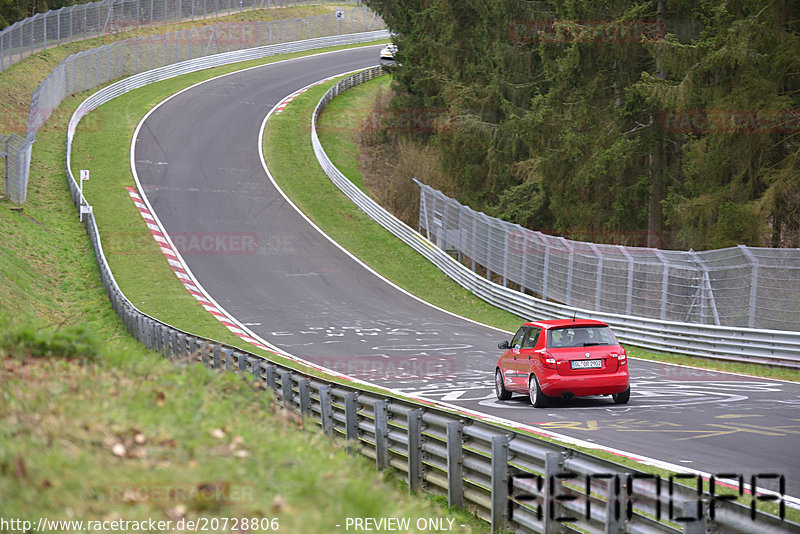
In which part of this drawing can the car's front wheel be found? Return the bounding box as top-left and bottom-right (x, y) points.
(529, 375), (549, 408)
(612, 388), (631, 404)
(495, 369), (512, 400)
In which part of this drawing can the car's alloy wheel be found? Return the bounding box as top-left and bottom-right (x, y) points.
(529, 375), (548, 408)
(495, 369), (511, 400)
(613, 388), (631, 404)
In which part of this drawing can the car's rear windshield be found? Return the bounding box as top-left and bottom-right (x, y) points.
(547, 326), (618, 348)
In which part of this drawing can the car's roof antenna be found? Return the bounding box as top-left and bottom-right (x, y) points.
(572, 310), (577, 322)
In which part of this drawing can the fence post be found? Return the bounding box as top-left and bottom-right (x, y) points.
(407, 409), (422, 494)
(446, 421), (464, 508)
(620, 246), (634, 316)
(491, 435), (509, 533)
(374, 400), (388, 470)
(656, 250), (669, 321)
(739, 245), (759, 328)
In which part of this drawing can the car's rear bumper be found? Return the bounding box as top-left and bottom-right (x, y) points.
(540, 370), (629, 397)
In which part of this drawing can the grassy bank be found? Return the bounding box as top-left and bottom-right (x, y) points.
(0, 320), (484, 532)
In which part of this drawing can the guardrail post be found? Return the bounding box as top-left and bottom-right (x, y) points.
(491, 435), (510, 533)
(197, 341), (209, 366)
(604, 476), (623, 534)
(170, 330), (178, 359)
(374, 400), (388, 470)
(149, 320), (157, 351)
(160, 325), (168, 356)
(187, 336), (197, 358)
(249, 358), (262, 380)
(345, 392), (359, 454)
(222, 348), (233, 370)
(298, 378), (311, 420)
(446, 421), (464, 508)
(265, 364), (277, 392)
(679, 499), (706, 534)
(135, 315), (143, 345)
(212, 346), (222, 369)
(175, 333), (186, 357)
(153, 324), (162, 354)
(279, 370), (293, 409)
(319, 385), (333, 436)
(407, 409), (422, 494)
(237, 352), (247, 373)
(544, 452), (570, 534)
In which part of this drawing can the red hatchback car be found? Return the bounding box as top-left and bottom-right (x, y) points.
(495, 319), (630, 407)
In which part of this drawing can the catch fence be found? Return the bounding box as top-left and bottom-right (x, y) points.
(0, 5), (384, 203)
(0, 0), (363, 72)
(417, 184), (800, 332)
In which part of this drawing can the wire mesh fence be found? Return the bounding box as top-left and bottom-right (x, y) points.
(0, 6), (384, 203)
(417, 182), (800, 332)
(0, 0), (363, 72)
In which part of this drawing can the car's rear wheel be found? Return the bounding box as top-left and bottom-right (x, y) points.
(613, 388), (630, 404)
(495, 369), (512, 400)
(529, 375), (549, 408)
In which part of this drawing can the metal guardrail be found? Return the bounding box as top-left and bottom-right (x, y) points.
(311, 68), (800, 369)
(59, 41), (798, 534)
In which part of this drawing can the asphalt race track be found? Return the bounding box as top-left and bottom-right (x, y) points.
(132, 45), (800, 496)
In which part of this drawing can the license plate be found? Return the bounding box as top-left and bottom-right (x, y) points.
(571, 359), (602, 370)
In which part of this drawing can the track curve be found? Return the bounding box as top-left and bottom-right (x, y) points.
(131, 45), (800, 496)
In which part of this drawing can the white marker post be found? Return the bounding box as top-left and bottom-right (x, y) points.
(335, 7), (344, 33)
(79, 169), (89, 222)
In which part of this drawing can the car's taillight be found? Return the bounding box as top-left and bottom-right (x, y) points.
(539, 351), (556, 369)
(618, 348), (627, 365)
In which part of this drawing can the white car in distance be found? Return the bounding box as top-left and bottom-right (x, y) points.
(380, 43), (398, 60)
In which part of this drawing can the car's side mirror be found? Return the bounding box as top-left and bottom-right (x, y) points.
(498, 340), (510, 350)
